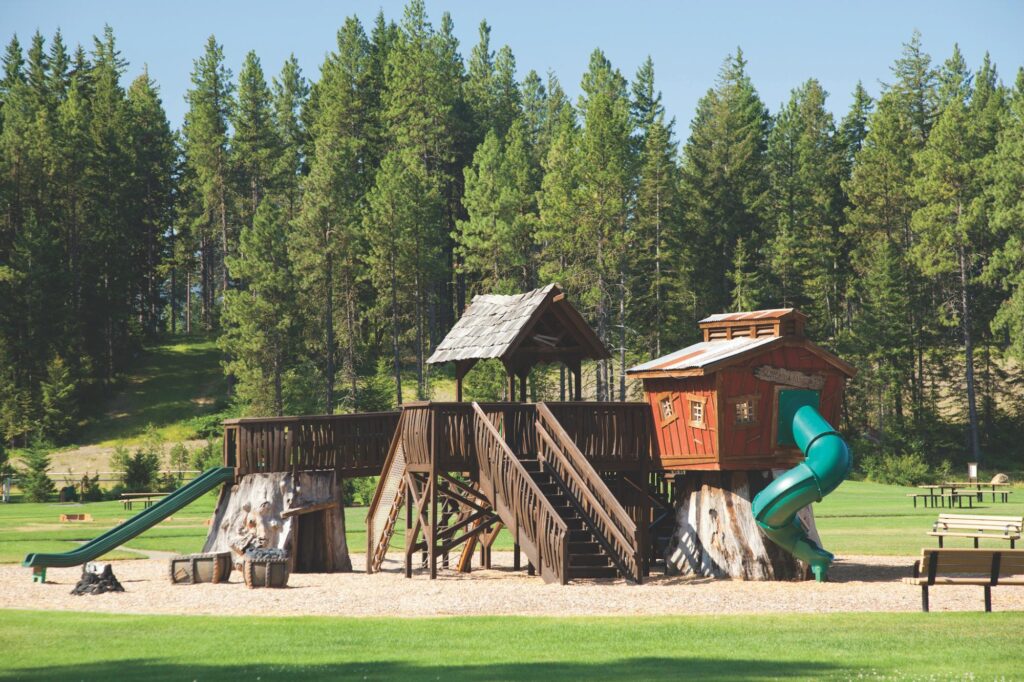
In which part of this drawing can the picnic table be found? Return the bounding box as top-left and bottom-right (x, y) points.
(943, 482), (1013, 504)
(909, 484), (972, 508)
(120, 492), (170, 510)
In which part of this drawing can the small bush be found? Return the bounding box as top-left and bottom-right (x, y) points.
(860, 452), (933, 487)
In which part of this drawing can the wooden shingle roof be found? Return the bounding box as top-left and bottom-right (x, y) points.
(427, 284), (609, 365)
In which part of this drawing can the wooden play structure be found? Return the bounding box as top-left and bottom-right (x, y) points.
(205, 288), (856, 584)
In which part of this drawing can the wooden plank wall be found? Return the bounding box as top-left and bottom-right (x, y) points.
(645, 376), (718, 468)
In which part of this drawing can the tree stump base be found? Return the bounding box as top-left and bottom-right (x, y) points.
(664, 470), (821, 581)
(203, 471), (351, 573)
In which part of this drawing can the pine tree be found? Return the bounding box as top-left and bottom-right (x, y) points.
(365, 150), (441, 403)
(221, 198), (296, 415)
(457, 119), (537, 294)
(293, 16), (375, 412)
(990, 70), (1024, 361)
(844, 33), (938, 428)
(271, 55), (308, 220)
(576, 49), (635, 400)
(20, 444), (55, 502)
(39, 354), (76, 442)
(182, 36), (233, 327)
(379, 0), (462, 396)
(125, 70), (177, 336)
(911, 47), (1001, 461)
(630, 58), (684, 355)
(231, 51), (280, 236)
(764, 79), (845, 335)
(679, 48), (769, 316)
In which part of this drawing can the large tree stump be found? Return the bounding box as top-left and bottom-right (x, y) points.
(664, 470), (821, 581)
(203, 471), (351, 573)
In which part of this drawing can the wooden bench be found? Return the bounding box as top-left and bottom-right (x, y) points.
(903, 548), (1024, 611)
(928, 514), (1022, 549)
(906, 492), (974, 509)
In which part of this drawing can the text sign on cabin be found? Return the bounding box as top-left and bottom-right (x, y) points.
(753, 365), (826, 391)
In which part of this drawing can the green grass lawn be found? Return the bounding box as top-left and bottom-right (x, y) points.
(2, 479), (1020, 564)
(2, 610), (1020, 680)
(0, 494), (518, 564)
(815, 479), (1024, 555)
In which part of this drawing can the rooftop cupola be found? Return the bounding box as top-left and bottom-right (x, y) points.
(698, 308), (806, 342)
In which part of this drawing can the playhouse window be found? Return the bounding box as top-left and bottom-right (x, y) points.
(688, 398), (706, 429)
(657, 394), (677, 425)
(734, 399), (756, 425)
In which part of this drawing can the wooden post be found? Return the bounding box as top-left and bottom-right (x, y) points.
(519, 372), (527, 403)
(572, 360), (583, 401)
(429, 410), (439, 580)
(404, 481), (413, 578)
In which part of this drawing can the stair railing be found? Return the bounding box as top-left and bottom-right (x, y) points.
(536, 403), (641, 583)
(472, 402), (569, 584)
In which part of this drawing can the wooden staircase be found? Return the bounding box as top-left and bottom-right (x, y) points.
(517, 458), (618, 579)
(368, 402), (645, 584)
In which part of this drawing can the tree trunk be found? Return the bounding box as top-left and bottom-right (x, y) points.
(960, 245), (981, 462)
(390, 254), (403, 406)
(325, 248), (335, 413)
(664, 470), (817, 581)
(204, 471), (351, 573)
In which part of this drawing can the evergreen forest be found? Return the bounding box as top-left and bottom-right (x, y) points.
(3, 2), (1024, 475)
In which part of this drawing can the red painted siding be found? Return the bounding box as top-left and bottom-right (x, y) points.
(641, 341), (849, 471)
(644, 376), (717, 469)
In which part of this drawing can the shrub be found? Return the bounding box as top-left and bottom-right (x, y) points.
(79, 472), (104, 502)
(20, 445), (56, 502)
(111, 443), (161, 492)
(168, 442), (190, 473)
(860, 451), (933, 487)
(190, 439), (221, 471)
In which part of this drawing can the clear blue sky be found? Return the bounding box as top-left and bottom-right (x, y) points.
(3, 0), (1023, 133)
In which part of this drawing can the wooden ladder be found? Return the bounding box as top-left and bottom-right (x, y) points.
(366, 414), (407, 573)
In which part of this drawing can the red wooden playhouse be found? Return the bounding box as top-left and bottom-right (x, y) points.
(628, 309), (855, 472)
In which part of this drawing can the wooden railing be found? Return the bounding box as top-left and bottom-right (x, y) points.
(225, 412), (401, 478)
(536, 403), (642, 583)
(543, 402), (653, 468)
(472, 402), (568, 584)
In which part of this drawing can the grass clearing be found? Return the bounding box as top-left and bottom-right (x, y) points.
(77, 336), (227, 447)
(1, 610), (1020, 680)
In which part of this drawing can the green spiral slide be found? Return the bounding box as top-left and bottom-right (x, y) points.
(751, 390), (851, 582)
(22, 466), (234, 582)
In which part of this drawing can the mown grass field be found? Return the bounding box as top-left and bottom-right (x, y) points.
(0, 492), (518, 564)
(2, 610), (1021, 680)
(3, 478), (1020, 565)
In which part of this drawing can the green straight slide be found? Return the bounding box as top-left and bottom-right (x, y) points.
(22, 466), (234, 582)
(751, 391), (851, 582)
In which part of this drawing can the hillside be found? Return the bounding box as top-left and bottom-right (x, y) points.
(47, 337), (227, 474)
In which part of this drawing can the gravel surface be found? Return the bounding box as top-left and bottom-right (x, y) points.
(5, 552), (1022, 617)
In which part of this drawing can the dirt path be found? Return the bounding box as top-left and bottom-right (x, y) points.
(5, 552), (1020, 617)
